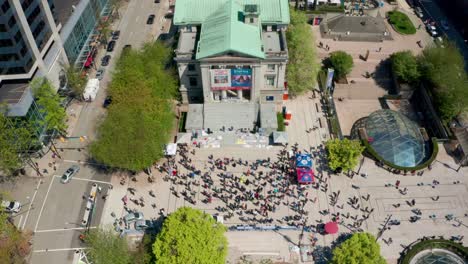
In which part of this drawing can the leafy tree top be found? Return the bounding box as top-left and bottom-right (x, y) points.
(328, 51), (354, 79)
(84, 228), (132, 264)
(153, 207), (228, 264)
(30, 77), (67, 134)
(331, 232), (386, 264)
(325, 138), (364, 172)
(390, 51), (420, 83)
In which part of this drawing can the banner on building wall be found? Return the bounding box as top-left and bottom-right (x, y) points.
(210, 69), (231, 90)
(231, 68), (252, 88)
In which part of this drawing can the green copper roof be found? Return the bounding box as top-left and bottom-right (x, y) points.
(174, 0), (290, 25)
(196, 0), (265, 59)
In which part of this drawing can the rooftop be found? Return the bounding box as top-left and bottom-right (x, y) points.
(174, 0), (290, 26)
(196, 0), (265, 59)
(262, 31), (281, 53)
(51, 0), (81, 27)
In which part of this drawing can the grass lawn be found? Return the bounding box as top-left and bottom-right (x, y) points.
(387, 11), (416, 35)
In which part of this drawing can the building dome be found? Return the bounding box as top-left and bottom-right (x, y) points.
(365, 110), (427, 167)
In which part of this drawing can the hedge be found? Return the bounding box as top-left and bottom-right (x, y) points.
(387, 11), (416, 35)
(178, 112), (187, 133)
(361, 137), (439, 171)
(277, 113), (285, 131)
(399, 239), (468, 264)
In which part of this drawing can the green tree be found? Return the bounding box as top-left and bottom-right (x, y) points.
(418, 43), (468, 121)
(0, 109), (37, 176)
(325, 138), (364, 172)
(328, 51), (354, 80)
(331, 232), (386, 264)
(84, 228), (132, 264)
(0, 209), (32, 263)
(390, 51), (420, 83)
(90, 42), (177, 171)
(286, 9), (319, 96)
(65, 65), (87, 98)
(153, 207), (228, 264)
(30, 78), (67, 134)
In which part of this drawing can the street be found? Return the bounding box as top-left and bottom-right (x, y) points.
(0, 0), (171, 263)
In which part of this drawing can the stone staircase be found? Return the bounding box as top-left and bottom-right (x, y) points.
(203, 102), (257, 131)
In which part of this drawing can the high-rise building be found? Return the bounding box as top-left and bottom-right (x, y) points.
(0, 0), (68, 143)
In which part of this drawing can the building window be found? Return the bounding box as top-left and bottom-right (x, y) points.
(20, 44), (27, 56)
(188, 64), (195, 71)
(266, 96), (274, 101)
(267, 64), (275, 71)
(0, 24), (6, 32)
(8, 16), (16, 27)
(0, 39), (13, 47)
(14, 31), (22, 42)
(189, 77), (197, 87)
(250, 18), (254, 23)
(266, 76), (275, 86)
(1, 1), (10, 13)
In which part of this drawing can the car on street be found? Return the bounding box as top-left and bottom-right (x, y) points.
(415, 7), (423, 18)
(147, 14), (155, 24)
(426, 24), (438, 37)
(60, 165), (80, 183)
(124, 212), (144, 224)
(154, 0), (160, 3)
(101, 55), (111, 66)
(107, 40), (116, 52)
(103, 96), (112, 108)
(135, 219), (159, 231)
(440, 20), (449, 31)
(112, 30), (120, 40)
(96, 68), (105, 80)
(1, 200), (22, 214)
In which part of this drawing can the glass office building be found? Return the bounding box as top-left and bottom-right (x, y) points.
(61, 0), (110, 66)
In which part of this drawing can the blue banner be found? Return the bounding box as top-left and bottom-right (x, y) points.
(231, 69), (252, 87)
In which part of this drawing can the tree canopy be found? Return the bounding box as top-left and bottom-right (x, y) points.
(286, 9), (319, 96)
(418, 43), (468, 121)
(90, 42), (177, 171)
(65, 64), (87, 98)
(153, 207), (228, 264)
(325, 138), (364, 172)
(84, 228), (132, 264)
(331, 232), (386, 264)
(0, 210), (31, 263)
(328, 51), (354, 80)
(0, 109), (36, 176)
(390, 51), (420, 83)
(30, 78), (67, 134)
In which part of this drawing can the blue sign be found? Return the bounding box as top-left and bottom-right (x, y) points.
(231, 69), (252, 87)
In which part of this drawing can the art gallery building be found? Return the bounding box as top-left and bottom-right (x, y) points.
(173, 0), (290, 132)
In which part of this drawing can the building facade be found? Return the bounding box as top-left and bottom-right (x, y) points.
(0, 0), (68, 121)
(174, 0), (290, 132)
(60, 0), (110, 67)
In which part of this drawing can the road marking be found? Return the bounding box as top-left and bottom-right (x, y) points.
(33, 247), (86, 253)
(35, 226), (96, 233)
(53, 175), (111, 185)
(22, 179), (42, 230)
(63, 159), (103, 166)
(135, 16), (140, 22)
(34, 177), (54, 232)
(18, 215), (23, 229)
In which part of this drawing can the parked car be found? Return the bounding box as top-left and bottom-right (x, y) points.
(96, 68), (105, 80)
(112, 30), (120, 40)
(440, 20), (449, 30)
(107, 40), (116, 52)
(147, 14), (155, 24)
(426, 24), (438, 37)
(415, 7), (423, 18)
(124, 212), (144, 224)
(154, 0), (160, 3)
(60, 165), (80, 183)
(103, 96), (112, 108)
(101, 55), (111, 66)
(134, 219), (158, 231)
(1, 200), (22, 213)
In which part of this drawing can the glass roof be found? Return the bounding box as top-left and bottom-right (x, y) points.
(365, 110), (427, 167)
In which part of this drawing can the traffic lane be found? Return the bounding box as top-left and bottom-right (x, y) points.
(30, 250), (75, 264)
(124, 0), (159, 48)
(0, 176), (41, 229)
(58, 159), (113, 184)
(35, 177), (96, 231)
(32, 229), (84, 251)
